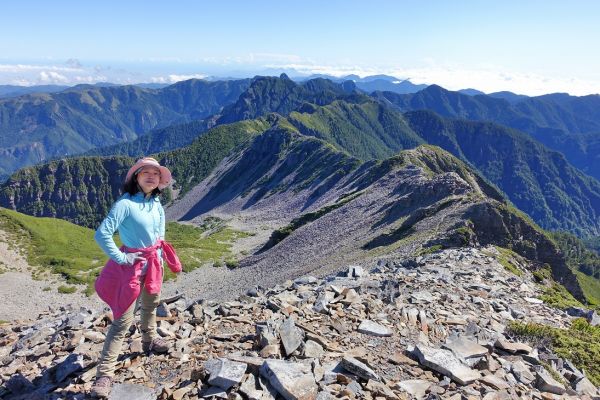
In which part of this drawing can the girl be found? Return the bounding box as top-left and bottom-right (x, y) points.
(91, 157), (181, 398)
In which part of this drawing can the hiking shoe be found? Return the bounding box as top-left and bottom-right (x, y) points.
(91, 376), (112, 398)
(142, 337), (169, 353)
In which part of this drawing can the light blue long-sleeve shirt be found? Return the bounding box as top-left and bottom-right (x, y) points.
(95, 192), (165, 264)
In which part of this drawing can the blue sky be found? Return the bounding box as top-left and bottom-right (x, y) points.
(1, 0), (599, 95)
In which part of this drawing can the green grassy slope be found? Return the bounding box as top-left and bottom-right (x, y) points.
(0, 208), (248, 294)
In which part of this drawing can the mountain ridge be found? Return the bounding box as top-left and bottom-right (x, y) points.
(376, 85), (600, 181)
(0, 78), (252, 178)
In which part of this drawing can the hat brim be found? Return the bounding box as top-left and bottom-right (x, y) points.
(125, 160), (172, 189)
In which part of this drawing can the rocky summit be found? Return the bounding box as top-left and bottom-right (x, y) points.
(1, 247), (599, 399)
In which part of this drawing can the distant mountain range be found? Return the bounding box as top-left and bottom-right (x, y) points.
(0, 82), (170, 99)
(3, 75), (600, 240)
(0, 79), (252, 179)
(375, 85), (600, 181)
(2, 74), (599, 305)
(0, 84), (70, 98)
(298, 73), (429, 94)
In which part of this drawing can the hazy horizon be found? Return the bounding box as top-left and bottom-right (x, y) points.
(2, 0), (600, 96)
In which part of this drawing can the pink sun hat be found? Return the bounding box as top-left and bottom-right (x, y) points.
(125, 157), (172, 189)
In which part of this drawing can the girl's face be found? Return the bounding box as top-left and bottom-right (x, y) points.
(137, 166), (161, 194)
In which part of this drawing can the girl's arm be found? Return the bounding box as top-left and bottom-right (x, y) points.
(95, 199), (129, 264)
(159, 203), (165, 240)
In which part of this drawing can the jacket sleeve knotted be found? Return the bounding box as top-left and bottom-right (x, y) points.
(161, 240), (182, 273)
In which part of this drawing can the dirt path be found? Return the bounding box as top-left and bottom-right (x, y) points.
(0, 229), (100, 321)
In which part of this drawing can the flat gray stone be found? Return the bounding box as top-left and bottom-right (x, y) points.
(443, 336), (488, 362)
(535, 369), (566, 395)
(494, 338), (531, 354)
(205, 358), (247, 390)
(54, 353), (85, 383)
(410, 291), (434, 304)
(588, 310), (600, 326)
(260, 360), (318, 400)
(156, 302), (170, 318)
(357, 320), (393, 337)
(14, 327), (56, 351)
(279, 317), (304, 356)
(65, 311), (94, 329)
(412, 344), (481, 385)
(340, 356), (380, 381)
(575, 376), (598, 396)
(481, 374), (510, 390)
(524, 297), (543, 304)
(199, 386), (228, 399)
(239, 374), (264, 400)
(395, 379), (432, 399)
(511, 360), (535, 384)
(303, 340), (324, 358)
(347, 265), (364, 278)
(275, 292), (302, 306)
(109, 383), (156, 400)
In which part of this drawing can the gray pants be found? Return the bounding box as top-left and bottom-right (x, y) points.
(96, 286), (160, 378)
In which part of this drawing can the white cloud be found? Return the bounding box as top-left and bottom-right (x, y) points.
(0, 63), (82, 73)
(74, 75), (108, 83)
(263, 62), (389, 79)
(263, 62), (600, 96)
(150, 74), (207, 84)
(386, 66), (600, 96)
(39, 71), (69, 84)
(1, 60), (599, 96)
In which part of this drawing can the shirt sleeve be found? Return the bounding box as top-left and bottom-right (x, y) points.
(95, 199), (129, 264)
(159, 202), (165, 240)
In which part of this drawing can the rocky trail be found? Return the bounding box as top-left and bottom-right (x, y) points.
(1, 247), (599, 399)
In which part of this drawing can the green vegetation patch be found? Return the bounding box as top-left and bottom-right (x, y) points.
(574, 270), (600, 308)
(508, 319), (600, 386)
(57, 285), (77, 294)
(164, 221), (251, 278)
(416, 245), (444, 257)
(532, 264), (553, 283)
(550, 231), (600, 307)
(0, 207), (107, 290)
(494, 246), (523, 276)
(540, 283), (585, 310)
(0, 208), (250, 294)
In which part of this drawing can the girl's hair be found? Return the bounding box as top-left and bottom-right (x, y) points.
(121, 173), (162, 197)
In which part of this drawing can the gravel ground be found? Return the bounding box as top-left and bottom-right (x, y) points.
(0, 231), (101, 321)
(0, 222), (303, 322)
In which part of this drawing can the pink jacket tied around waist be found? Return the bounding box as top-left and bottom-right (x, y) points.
(95, 240), (182, 319)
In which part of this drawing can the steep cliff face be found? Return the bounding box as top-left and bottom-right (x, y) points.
(464, 203), (585, 300)
(0, 156), (132, 228)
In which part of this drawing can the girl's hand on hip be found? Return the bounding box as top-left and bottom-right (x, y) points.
(124, 252), (146, 265)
